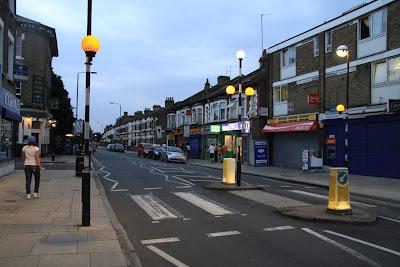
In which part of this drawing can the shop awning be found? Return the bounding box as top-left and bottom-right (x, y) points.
(261, 121), (317, 133)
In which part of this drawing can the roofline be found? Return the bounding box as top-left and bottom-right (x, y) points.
(268, 0), (393, 53)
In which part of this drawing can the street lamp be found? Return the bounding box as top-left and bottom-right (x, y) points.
(49, 119), (57, 161)
(80, 0), (100, 227)
(336, 44), (350, 169)
(225, 50), (255, 186)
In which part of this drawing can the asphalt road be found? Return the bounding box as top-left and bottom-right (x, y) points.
(94, 148), (400, 267)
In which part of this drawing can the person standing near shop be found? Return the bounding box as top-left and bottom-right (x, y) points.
(21, 136), (42, 199)
(208, 143), (216, 163)
(185, 143), (191, 162)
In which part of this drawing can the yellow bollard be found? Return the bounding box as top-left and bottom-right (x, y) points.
(327, 167), (352, 215)
(222, 158), (236, 184)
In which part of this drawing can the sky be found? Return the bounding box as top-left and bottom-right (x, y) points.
(17, 0), (368, 132)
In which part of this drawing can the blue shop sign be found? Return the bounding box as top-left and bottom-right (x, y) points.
(14, 64), (28, 82)
(254, 140), (268, 166)
(0, 86), (22, 122)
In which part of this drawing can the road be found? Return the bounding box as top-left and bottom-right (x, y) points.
(94, 148), (400, 267)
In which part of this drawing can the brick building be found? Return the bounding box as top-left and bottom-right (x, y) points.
(262, 0), (400, 178)
(14, 15), (58, 155)
(0, 0), (19, 176)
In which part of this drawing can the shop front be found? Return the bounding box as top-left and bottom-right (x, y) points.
(202, 124), (222, 161)
(172, 127), (184, 147)
(221, 121), (250, 162)
(262, 113), (322, 169)
(0, 86), (21, 176)
(188, 127), (202, 159)
(321, 105), (400, 179)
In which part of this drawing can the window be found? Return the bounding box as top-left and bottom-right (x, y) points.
(197, 108), (203, 124)
(325, 31), (332, 53)
(273, 86), (289, 102)
(204, 106), (209, 123)
(281, 46), (295, 67)
(15, 81), (21, 95)
(212, 102), (219, 121)
(359, 9), (387, 40)
(388, 57), (400, 82)
(227, 99), (238, 119)
(220, 102), (226, 121)
(191, 109), (196, 124)
(7, 32), (14, 80)
(16, 33), (23, 58)
(0, 21), (3, 75)
(373, 62), (386, 84)
(314, 36), (319, 57)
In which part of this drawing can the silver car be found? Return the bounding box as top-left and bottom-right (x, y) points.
(160, 146), (186, 163)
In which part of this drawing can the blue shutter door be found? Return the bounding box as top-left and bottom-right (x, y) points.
(348, 122), (368, 175)
(189, 136), (201, 159)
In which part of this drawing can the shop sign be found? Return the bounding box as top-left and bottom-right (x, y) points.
(0, 86), (21, 114)
(254, 140), (268, 166)
(172, 128), (183, 135)
(190, 127), (202, 135)
(307, 93), (320, 105)
(259, 107), (268, 117)
(210, 125), (221, 133)
(326, 138), (336, 145)
(32, 75), (45, 104)
(267, 113), (317, 125)
(14, 64), (28, 82)
(222, 121), (250, 133)
(388, 99), (400, 113)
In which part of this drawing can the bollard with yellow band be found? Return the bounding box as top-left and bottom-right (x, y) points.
(327, 167), (352, 215)
(222, 158), (236, 184)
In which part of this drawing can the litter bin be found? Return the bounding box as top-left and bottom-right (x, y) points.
(75, 153), (84, 177)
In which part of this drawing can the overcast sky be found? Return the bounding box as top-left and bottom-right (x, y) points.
(18, 0), (367, 132)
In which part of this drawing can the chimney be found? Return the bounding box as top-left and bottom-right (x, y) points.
(259, 49), (268, 68)
(204, 79), (210, 91)
(134, 111), (143, 117)
(123, 112), (128, 117)
(144, 108), (152, 116)
(153, 105), (161, 111)
(165, 97), (174, 109)
(217, 76), (230, 85)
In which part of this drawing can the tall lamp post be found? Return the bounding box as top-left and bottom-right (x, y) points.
(81, 0), (100, 227)
(226, 50), (255, 186)
(335, 44), (349, 168)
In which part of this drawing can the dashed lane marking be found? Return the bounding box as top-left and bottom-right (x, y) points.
(324, 230), (400, 257)
(302, 228), (380, 267)
(206, 231), (241, 238)
(174, 192), (236, 216)
(378, 216), (400, 223)
(146, 245), (189, 267)
(145, 187), (162, 190)
(263, 226), (295, 231)
(141, 237), (180, 245)
(176, 185), (192, 189)
(288, 190), (377, 208)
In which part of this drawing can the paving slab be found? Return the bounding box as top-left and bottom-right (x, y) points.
(0, 239), (34, 257)
(87, 230), (117, 241)
(78, 240), (122, 253)
(89, 252), (128, 267)
(30, 241), (78, 255)
(47, 232), (88, 243)
(0, 255), (40, 267)
(38, 253), (89, 267)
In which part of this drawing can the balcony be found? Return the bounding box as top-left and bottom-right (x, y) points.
(273, 101), (288, 116)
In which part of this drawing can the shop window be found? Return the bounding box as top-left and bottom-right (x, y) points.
(0, 118), (12, 159)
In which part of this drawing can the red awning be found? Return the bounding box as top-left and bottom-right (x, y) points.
(261, 121), (317, 133)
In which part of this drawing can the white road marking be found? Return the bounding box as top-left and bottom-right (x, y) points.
(146, 245), (189, 267)
(378, 216), (400, 223)
(302, 228), (380, 267)
(280, 185), (292, 188)
(190, 179), (221, 182)
(305, 186), (317, 189)
(325, 230), (400, 257)
(176, 185), (192, 189)
(206, 231), (241, 238)
(288, 190), (377, 208)
(170, 175), (195, 186)
(98, 168), (129, 192)
(174, 192), (235, 216)
(129, 194), (181, 220)
(263, 226), (295, 231)
(145, 187), (162, 190)
(257, 184), (271, 187)
(141, 237), (180, 245)
(241, 214), (248, 216)
(182, 218), (191, 221)
(230, 190), (308, 208)
(214, 216), (221, 218)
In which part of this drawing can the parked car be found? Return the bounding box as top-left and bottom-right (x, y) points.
(160, 146), (186, 163)
(138, 143), (154, 157)
(106, 144), (114, 151)
(113, 144), (124, 152)
(148, 146), (164, 160)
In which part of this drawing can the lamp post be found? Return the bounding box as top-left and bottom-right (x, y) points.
(336, 45), (349, 169)
(49, 119), (57, 161)
(226, 50), (255, 186)
(81, 0), (100, 227)
(110, 102), (122, 144)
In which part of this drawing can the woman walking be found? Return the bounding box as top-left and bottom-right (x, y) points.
(21, 136), (42, 199)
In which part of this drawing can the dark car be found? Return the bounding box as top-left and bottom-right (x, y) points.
(106, 144), (114, 151)
(148, 146), (164, 160)
(113, 144), (124, 152)
(138, 143), (154, 158)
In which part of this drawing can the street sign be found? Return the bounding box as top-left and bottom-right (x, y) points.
(14, 64), (28, 82)
(307, 92), (320, 105)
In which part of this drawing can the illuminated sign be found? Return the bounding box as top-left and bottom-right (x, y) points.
(221, 121), (250, 133)
(210, 125), (221, 133)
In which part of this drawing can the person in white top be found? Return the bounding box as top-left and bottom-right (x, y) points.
(208, 143), (216, 163)
(21, 136), (42, 199)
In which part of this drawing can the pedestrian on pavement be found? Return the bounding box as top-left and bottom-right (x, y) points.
(208, 143), (216, 163)
(91, 141), (97, 158)
(185, 143), (191, 161)
(21, 136), (42, 199)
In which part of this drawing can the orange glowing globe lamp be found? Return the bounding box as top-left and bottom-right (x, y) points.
(336, 104), (346, 114)
(245, 87), (255, 96)
(226, 85), (235, 95)
(81, 35), (100, 57)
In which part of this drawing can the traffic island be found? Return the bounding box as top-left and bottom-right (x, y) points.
(204, 182), (262, 191)
(278, 204), (377, 224)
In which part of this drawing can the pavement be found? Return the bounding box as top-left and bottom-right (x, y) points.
(0, 157), (135, 267)
(188, 159), (400, 202)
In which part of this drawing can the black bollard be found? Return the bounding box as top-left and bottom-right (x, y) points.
(81, 170), (91, 226)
